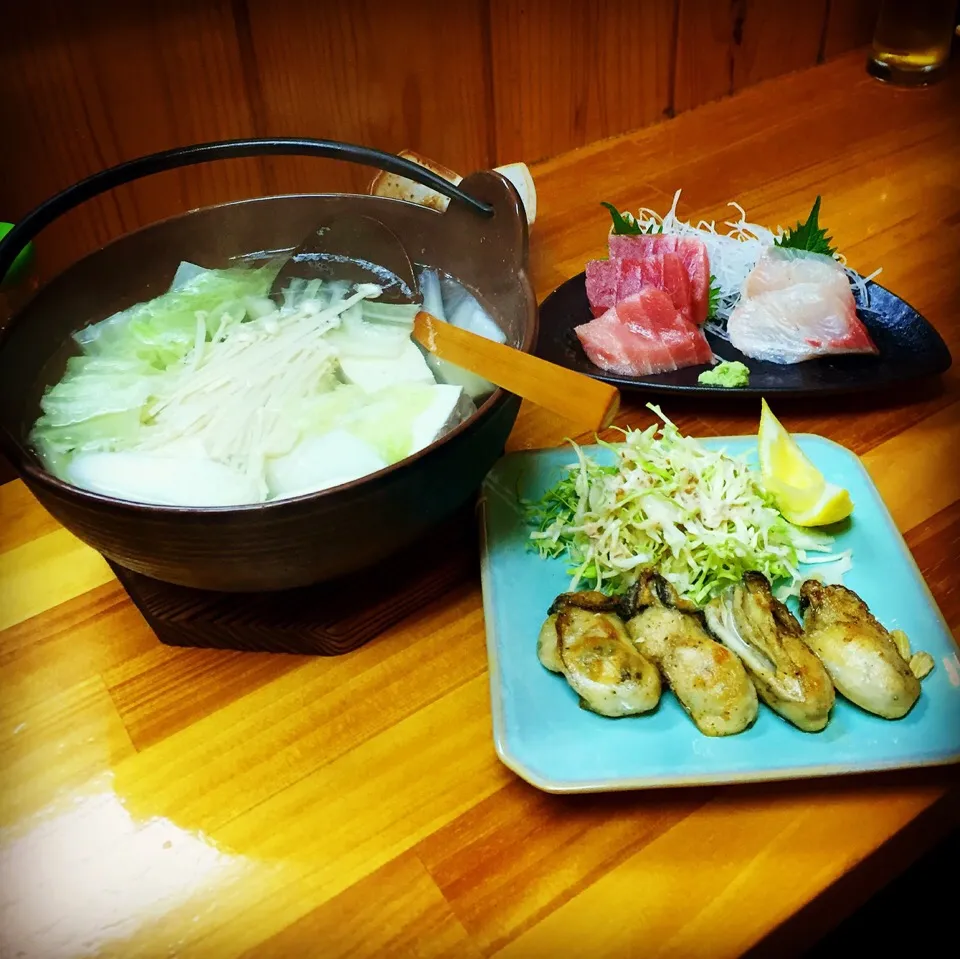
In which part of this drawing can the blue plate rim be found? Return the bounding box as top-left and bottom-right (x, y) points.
(478, 433), (960, 793)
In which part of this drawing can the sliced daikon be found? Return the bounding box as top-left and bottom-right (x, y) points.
(418, 268), (495, 400)
(440, 276), (506, 344)
(361, 300), (419, 327)
(66, 451), (260, 507)
(324, 304), (410, 359)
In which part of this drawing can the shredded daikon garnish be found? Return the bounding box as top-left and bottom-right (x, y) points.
(628, 190), (775, 322)
(845, 266), (883, 309)
(618, 190), (880, 321)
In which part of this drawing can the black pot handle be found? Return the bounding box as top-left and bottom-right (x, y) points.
(0, 137), (495, 283)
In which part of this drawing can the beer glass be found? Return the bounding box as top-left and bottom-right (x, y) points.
(867, 0), (958, 85)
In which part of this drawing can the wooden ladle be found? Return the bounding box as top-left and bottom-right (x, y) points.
(272, 215), (620, 432)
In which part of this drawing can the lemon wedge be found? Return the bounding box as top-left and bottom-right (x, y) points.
(758, 399), (853, 526)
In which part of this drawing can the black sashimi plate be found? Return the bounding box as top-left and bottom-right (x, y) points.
(537, 273), (952, 397)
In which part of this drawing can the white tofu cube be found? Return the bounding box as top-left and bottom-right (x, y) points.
(266, 430), (387, 499)
(338, 341), (436, 393)
(409, 385), (477, 453)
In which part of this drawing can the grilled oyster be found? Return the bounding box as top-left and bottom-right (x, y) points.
(551, 594), (661, 717)
(537, 590), (621, 673)
(705, 572), (834, 732)
(537, 615), (563, 673)
(799, 580), (925, 719)
(624, 571), (758, 736)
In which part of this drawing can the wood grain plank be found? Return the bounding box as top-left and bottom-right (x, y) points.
(107, 674), (512, 957)
(0, 582), (153, 714)
(732, 0), (829, 90)
(492, 777), (946, 959)
(674, 0), (739, 112)
(0, 481), (59, 553)
(0, 528), (113, 631)
(243, 0), (493, 198)
(823, 0), (882, 59)
(0, 0), (868, 289)
(416, 780), (706, 954)
(0, 7), (128, 280)
(602, 64), (958, 250)
(489, 0), (675, 163)
(675, 0), (829, 113)
(861, 403), (960, 534)
(107, 586), (489, 833)
(904, 500), (960, 635)
(244, 852), (481, 959)
(103, 644), (305, 751)
(0, 773), (254, 959)
(0, 676), (135, 827)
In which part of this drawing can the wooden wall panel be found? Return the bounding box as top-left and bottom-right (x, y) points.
(675, 0), (829, 114)
(489, 0), (676, 164)
(673, 0), (734, 114)
(0, 1), (265, 282)
(242, 0), (493, 196)
(61, 2), (264, 224)
(733, 0), (829, 89)
(0, 0), (882, 288)
(823, 0), (882, 59)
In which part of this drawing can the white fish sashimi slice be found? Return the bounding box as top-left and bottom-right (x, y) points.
(727, 283), (878, 365)
(743, 247), (849, 300)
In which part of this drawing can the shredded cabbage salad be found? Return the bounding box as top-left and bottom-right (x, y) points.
(526, 406), (851, 605)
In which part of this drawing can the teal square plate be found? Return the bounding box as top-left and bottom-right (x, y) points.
(479, 435), (960, 792)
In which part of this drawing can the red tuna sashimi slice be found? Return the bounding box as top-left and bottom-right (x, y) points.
(575, 312), (675, 376)
(637, 253), (693, 325)
(616, 289), (713, 368)
(608, 234), (678, 261)
(586, 259), (648, 316)
(574, 290), (713, 376)
(586, 254), (693, 322)
(673, 238), (710, 325)
(585, 259), (620, 317)
(616, 259), (646, 301)
(608, 234), (710, 324)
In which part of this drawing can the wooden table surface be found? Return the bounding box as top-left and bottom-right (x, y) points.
(1, 50), (958, 959)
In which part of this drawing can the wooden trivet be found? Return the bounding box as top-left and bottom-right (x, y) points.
(109, 505), (479, 656)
